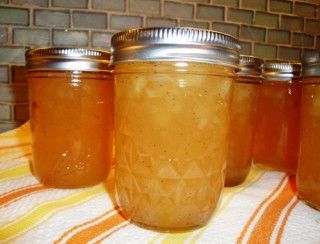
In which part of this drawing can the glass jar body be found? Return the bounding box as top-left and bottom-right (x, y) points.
(297, 77), (320, 210)
(225, 77), (260, 186)
(28, 71), (114, 188)
(253, 80), (302, 174)
(114, 61), (234, 230)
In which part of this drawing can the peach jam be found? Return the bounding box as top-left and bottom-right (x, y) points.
(111, 27), (240, 230)
(253, 61), (302, 175)
(297, 52), (320, 210)
(26, 48), (114, 188)
(225, 56), (263, 187)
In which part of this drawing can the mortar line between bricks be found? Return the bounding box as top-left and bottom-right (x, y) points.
(142, 15), (146, 28)
(160, 0), (164, 17)
(9, 104), (14, 121)
(125, 0), (129, 13)
(192, 2), (196, 20)
(0, 120), (22, 124)
(29, 7), (33, 28)
(107, 13), (111, 30)
(276, 44), (280, 59)
(69, 9), (72, 29)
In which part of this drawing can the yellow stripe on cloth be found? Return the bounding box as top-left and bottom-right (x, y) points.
(0, 164), (30, 182)
(0, 146), (32, 162)
(0, 122), (31, 148)
(0, 185), (105, 243)
(149, 167), (264, 244)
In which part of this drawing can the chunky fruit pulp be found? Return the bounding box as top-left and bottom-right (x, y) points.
(297, 77), (320, 210)
(225, 79), (260, 186)
(28, 71), (114, 188)
(114, 62), (234, 230)
(253, 81), (301, 174)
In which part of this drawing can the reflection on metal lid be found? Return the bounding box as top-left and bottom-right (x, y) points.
(26, 47), (111, 72)
(302, 52), (320, 77)
(111, 27), (240, 68)
(262, 60), (302, 81)
(238, 55), (263, 78)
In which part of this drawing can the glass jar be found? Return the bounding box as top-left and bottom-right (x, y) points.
(297, 52), (320, 210)
(26, 48), (114, 188)
(225, 56), (263, 187)
(253, 61), (302, 175)
(111, 28), (240, 230)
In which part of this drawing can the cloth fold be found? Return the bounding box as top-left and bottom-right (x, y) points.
(0, 123), (319, 243)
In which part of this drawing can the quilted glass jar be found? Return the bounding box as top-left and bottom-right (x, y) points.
(225, 56), (263, 186)
(26, 48), (114, 188)
(253, 61), (302, 175)
(297, 52), (320, 210)
(111, 27), (240, 230)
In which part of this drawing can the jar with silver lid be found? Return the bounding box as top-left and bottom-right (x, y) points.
(111, 27), (240, 230)
(225, 55), (263, 187)
(253, 60), (302, 175)
(297, 52), (320, 210)
(26, 48), (114, 188)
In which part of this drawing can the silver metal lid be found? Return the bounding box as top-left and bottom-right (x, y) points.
(111, 27), (240, 67)
(26, 47), (111, 71)
(262, 60), (302, 81)
(238, 55), (263, 78)
(302, 52), (320, 77)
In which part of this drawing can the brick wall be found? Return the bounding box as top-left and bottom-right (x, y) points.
(0, 0), (319, 131)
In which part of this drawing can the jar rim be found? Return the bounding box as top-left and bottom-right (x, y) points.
(262, 60), (301, 82)
(302, 52), (320, 77)
(111, 27), (240, 68)
(237, 55), (263, 78)
(26, 47), (111, 72)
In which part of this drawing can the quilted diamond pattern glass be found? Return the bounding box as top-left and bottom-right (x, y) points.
(114, 62), (235, 230)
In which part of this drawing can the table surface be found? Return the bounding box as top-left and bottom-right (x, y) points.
(0, 123), (319, 244)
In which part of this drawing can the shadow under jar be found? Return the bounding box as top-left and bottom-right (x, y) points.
(253, 61), (302, 175)
(225, 56), (263, 187)
(297, 52), (320, 210)
(111, 27), (240, 231)
(26, 48), (114, 188)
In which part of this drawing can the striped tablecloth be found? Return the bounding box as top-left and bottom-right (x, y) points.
(0, 123), (320, 244)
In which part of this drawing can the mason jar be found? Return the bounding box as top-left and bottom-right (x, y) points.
(26, 48), (114, 188)
(297, 52), (320, 210)
(225, 55), (263, 187)
(111, 27), (240, 230)
(253, 61), (302, 175)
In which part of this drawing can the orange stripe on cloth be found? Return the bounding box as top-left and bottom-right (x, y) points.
(246, 176), (296, 243)
(0, 184), (47, 207)
(237, 175), (288, 244)
(55, 207), (119, 243)
(63, 210), (128, 244)
(0, 145), (32, 162)
(275, 198), (299, 244)
(0, 143), (31, 150)
(92, 222), (130, 243)
(1, 152), (32, 163)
